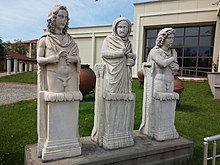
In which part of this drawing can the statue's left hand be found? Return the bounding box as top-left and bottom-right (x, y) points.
(66, 56), (79, 64)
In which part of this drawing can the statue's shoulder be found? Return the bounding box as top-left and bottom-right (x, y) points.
(149, 47), (160, 55)
(37, 36), (46, 47)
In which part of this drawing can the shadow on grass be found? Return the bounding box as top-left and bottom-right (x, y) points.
(0, 151), (23, 165)
(82, 92), (95, 102)
(176, 103), (201, 113)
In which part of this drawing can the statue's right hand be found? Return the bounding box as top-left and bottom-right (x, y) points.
(47, 55), (59, 64)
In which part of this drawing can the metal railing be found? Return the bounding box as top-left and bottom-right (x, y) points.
(203, 134), (220, 165)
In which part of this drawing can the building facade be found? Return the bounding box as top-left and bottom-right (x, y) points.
(68, 0), (220, 78)
(133, 0), (220, 78)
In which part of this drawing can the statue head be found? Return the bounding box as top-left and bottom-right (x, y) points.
(47, 5), (69, 34)
(112, 17), (132, 39)
(156, 28), (176, 47)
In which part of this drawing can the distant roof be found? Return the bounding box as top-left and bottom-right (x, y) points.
(5, 51), (36, 62)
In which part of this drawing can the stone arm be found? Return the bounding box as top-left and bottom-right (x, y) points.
(102, 49), (124, 59)
(37, 37), (60, 65)
(151, 52), (175, 68)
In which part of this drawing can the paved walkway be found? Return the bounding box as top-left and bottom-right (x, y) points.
(0, 72), (37, 105)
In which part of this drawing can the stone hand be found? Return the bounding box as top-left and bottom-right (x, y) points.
(58, 50), (68, 57)
(127, 53), (136, 60)
(66, 56), (78, 64)
(47, 54), (59, 64)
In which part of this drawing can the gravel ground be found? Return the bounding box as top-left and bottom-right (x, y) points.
(0, 83), (37, 105)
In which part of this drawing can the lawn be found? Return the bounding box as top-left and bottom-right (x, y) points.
(0, 72), (220, 165)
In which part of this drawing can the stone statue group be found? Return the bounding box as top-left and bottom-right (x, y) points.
(37, 5), (179, 162)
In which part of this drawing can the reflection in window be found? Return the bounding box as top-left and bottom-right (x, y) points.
(145, 25), (215, 77)
(174, 38), (184, 46)
(175, 48), (183, 57)
(175, 28), (184, 36)
(184, 48), (197, 57)
(183, 58), (197, 67)
(198, 58), (212, 67)
(177, 58), (182, 67)
(146, 38), (156, 48)
(147, 29), (157, 38)
(186, 27), (199, 36)
(185, 37), (198, 46)
(200, 26), (213, 36)
(199, 48), (211, 57)
(199, 36), (212, 46)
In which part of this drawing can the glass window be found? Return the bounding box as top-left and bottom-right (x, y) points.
(185, 27), (199, 36)
(147, 29), (157, 38)
(177, 58), (182, 67)
(145, 25), (214, 77)
(175, 48), (183, 57)
(183, 58), (197, 67)
(198, 58), (212, 67)
(174, 37), (184, 46)
(199, 36), (212, 46)
(182, 68), (197, 77)
(198, 48), (211, 57)
(146, 38), (156, 48)
(185, 37), (198, 46)
(175, 28), (184, 36)
(200, 26), (212, 36)
(197, 68), (211, 77)
(184, 48), (197, 57)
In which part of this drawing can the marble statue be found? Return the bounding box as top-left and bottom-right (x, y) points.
(91, 17), (136, 149)
(37, 5), (82, 161)
(139, 28), (179, 141)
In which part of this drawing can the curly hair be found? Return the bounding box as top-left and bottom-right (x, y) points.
(155, 28), (175, 47)
(47, 5), (69, 34)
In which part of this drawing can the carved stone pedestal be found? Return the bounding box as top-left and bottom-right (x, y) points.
(102, 99), (135, 149)
(153, 92), (179, 141)
(38, 91), (82, 162)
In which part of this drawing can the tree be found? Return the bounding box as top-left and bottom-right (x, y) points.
(0, 38), (5, 55)
(11, 40), (27, 55)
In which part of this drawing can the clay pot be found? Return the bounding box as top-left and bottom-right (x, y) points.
(137, 69), (144, 87)
(174, 76), (184, 96)
(137, 69), (184, 96)
(80, 64), (96, 96)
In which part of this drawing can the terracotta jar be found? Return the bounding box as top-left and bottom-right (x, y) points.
(137, 69), (184, 96)
(174, 75), (184, 96)
(80, 64), (96, 96)
(137, 69), (144, 87)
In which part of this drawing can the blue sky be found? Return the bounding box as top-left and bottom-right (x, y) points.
(0, 0), (151, 42)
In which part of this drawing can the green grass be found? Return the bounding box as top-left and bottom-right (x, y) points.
(0, 72), (37, 84)
(0, 72), (220, 164)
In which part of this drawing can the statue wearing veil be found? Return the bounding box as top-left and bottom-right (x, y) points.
(91, 17), (136, 149)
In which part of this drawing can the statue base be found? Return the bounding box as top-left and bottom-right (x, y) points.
(25, 131), (193, 165)
(102, 98), (135, 149)
(153, 93), (179, 141)
(38, 91), (82, 162)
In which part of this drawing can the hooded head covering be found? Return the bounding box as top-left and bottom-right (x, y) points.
(112, 17), (132, 40)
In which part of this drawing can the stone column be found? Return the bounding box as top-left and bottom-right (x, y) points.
(14, 59), (18, 74)
(19, 61), (23, 73)
(7, 58), (12, 75)
(25, 62), (28, 72)
(29, 63), (33, 71)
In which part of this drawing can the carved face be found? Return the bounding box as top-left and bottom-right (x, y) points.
(116, 21), (129, 38)
(55, 9), (68, 32)
(164, 34), (174, 48)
